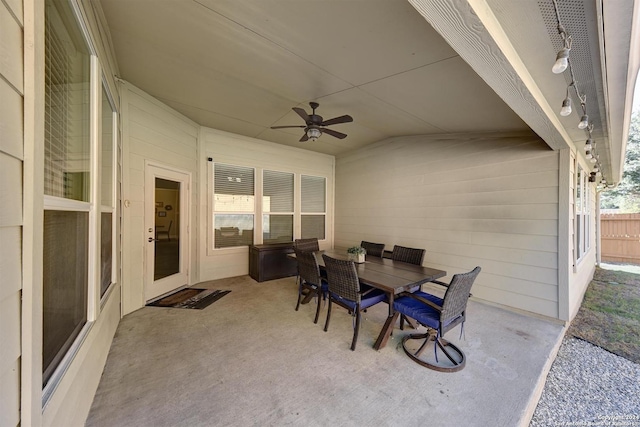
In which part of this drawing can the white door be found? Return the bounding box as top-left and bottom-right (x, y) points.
(144, 163), (190, 301)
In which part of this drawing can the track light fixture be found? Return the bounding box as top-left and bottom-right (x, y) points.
(552, 20), (571, 74)
(560, 96), (572, 116)
(552, 44), (571, 74)
(552, 0), (609, 184)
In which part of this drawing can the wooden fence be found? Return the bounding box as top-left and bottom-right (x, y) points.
(601, 213), (640, 264)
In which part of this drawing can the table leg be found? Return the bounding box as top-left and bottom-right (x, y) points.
(374, 311), (399, 350)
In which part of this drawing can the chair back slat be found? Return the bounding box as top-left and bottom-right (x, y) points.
(295, 249), (323, 287)
(322, 255), (360, 303)
(294, 238), (319, 252)
(360, 241), (385, 258)
(391, 245), (425, 265)
(441, 266), (481, 324)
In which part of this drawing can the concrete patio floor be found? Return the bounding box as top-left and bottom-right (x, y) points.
(86, 275), (564, 427)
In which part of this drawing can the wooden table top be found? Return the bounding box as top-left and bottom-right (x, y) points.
(314, 250), (446, 295)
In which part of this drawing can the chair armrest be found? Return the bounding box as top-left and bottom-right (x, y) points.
(429, 280), (449, 288)
(402, 292), (442, 312)
(360, 287), (378, 297)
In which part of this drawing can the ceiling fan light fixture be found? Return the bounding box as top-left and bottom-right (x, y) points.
(306, 127), (321, 141)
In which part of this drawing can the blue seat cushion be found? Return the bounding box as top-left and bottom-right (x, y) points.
(393, 291), (444, 330)
(330, 288), (386, 311)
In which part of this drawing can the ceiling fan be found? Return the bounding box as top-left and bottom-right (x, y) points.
(271, 102), (353, 142)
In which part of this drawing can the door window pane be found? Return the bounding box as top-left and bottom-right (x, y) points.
(43, 210), (88, 386)
(155, 178), (181, 280)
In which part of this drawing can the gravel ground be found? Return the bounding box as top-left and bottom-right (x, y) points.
(530, 337), (640, 426)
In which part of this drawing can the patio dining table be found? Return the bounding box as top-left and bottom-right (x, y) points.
(310, 250), (446, 350)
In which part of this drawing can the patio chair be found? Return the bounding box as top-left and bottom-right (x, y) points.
(360, 241), (385, 258)
(391, 245), (427, 328)
(322, 254), (386, 350)
(293, 238), (319, 252)
(294, 249), (328, 324)
(393, 266), (480, 372)
(391, 245), (425, 265)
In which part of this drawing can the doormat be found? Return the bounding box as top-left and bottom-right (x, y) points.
(147, 288), (231, 310)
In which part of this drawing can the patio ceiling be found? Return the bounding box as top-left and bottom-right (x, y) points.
(98, 0), (638, 183)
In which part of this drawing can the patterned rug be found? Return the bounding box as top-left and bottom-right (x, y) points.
(147, 288), (230, 310)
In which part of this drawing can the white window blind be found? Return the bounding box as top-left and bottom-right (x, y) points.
(263, 170), (294, 243)
(301, 175), (326, 240)
(214, 163), (255, 248)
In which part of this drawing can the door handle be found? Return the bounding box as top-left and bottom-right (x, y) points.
(148, 237), (156, 242)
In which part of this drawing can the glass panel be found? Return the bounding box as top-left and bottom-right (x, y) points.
(263, 214), (293, 243)
(301, 215), (325, 240)
(43, 210), (88, 386)
(214, 164), (254, 212)
(101, 85), (114, 206)
(215, 214), (254, 248)
(301, 175), (326, 213)
(44, 0), (91, 202)
(100, 212), (112, 297)
(155, 178), (180, 280)
(263, 170), (293, 212)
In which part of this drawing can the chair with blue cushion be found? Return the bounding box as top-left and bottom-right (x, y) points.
(360, 241), (385, 258)
(294, 248), (328, 324)
(293, 238), (319, 252)
(393, 266), (481, 372)
(391, 245), (425, 265)
(322, 254), (387, 350)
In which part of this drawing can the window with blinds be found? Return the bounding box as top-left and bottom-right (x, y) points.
(43, 0), (92, 388)
(575, 164), (590, 262)
(214, 163), (255, 248)
(101, 85), (115, 297)
(44, 0), (91, 201)
(263, 170), (294, 243)
(301, 175), (326, 240)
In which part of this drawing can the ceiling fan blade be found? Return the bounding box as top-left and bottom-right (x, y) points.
(321, 128), (347, 139)
(292, 107), (310, 123)
(299, 133), (309, 142)
(271, 125), (305, 129)
(321, 114), (353, 126)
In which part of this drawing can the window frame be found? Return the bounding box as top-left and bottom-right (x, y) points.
(575, 163), (591, 264)
(300, 174), (327, 241)
(211, 162), (257, 249)
(262, 169), (294, 244)
(207, 160), (329, 252)
(41, 0), (119, 403)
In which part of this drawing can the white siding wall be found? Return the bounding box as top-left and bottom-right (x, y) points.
(121, 83), (199, 314)
(335, 132), (561, 318)
(199, 128), (335, 280)
(0, 0), (24, 424)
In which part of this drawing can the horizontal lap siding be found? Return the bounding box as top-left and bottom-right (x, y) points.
(122, 85), (199, 314)
(335, 133), (560, 318)
(0, 0), (22, 425)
